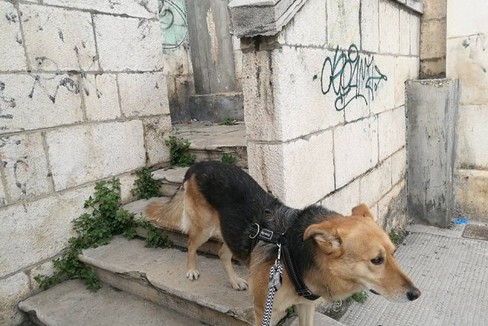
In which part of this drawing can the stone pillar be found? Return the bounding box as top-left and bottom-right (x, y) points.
(406, 79), (458, 227)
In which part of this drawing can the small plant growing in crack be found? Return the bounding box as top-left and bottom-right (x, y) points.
(165, 134), (196, 167)
(221, 153), (237, 165)
(218, 118), (239, 126)
(131, 167), (163, 199)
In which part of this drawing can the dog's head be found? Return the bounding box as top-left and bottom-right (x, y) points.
(304, 203), (420, 303)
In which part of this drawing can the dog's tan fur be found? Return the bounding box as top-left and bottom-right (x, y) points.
(146, 164), (419, 326)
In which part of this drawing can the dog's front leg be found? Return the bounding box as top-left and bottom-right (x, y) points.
(296, 303), (315, 326)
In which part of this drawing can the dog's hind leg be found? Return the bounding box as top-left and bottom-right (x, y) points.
(296, 303), (315, 326)
(218, 242), (248, 290)
(186, 228), (212, 281)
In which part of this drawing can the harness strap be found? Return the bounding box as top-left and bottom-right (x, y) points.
(248, 223), (320, 301)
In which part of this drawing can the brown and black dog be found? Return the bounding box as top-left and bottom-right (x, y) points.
(146, 161), (420, 325)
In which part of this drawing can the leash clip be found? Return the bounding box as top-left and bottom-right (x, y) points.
(275, 243), (282, 264)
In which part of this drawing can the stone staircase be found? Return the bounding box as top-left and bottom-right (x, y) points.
(18, 123), (344, 326)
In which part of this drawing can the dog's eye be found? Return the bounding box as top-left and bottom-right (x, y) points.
(370, 256), (384, 265)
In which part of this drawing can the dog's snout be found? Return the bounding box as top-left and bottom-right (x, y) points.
(406, 287), (421, 301)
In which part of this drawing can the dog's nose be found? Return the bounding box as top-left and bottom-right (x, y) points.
(406, 287), (421, 301)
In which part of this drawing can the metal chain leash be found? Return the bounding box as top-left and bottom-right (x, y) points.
(260, 244), (283, 326)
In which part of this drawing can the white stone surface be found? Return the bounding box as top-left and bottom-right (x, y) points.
(361, 0), (379, 52)
(143, 115), (172, 166)
(247, 142), (285, 199)
(447, 0), (488, 38)
(420, 19), (447, 60)
(410, 14), (420, 55)
(378, 106), (406, 161)
(0, 272), (30, 326)
(0, 133), (51, 202)
(321, 178), (360, 216)
(278, 0), (326, 46)
(327, 0), (360, 48)
(21, 4), (98, 71)
(46, 122), (145, 190)
(281, 130), (335, 208)
(119, 173), (138, 205)
(0, 2), (27, 71)
(455, 169), (488, 221)
(447, 34), (488, 105)
(334, 117), (379, 188)
(359, 157), (392, 207)
(271, 46), (344, 140)
(118, 72), (170, 117)
(399, 9), (411, 55)
(0, 73), (83, 132)
(394, 56), (412, 108)
(82, 73), (121, 121)
(0, 186), (92, 277)
(391, 148), (406, 186)
(27, 260), (54, 291)
(94, 15), (164, 71)
(377, 180), (406, 229)
(43, 0), (159, 19)
(369, 55), (396, 114)
(456, 105), (488, 169)
(379, 0), (400, 54)
(0, 180), (6, 207)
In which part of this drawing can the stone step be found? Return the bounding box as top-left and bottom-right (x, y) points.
(174, 122), (247, 169)
(77, 236), (343, 326)
(78, 236), (253, 326)
(18, 280), (203, 326)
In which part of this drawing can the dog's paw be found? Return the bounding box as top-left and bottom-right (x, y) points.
(231, 277), (248, 291)
(186, 269), (200, 281)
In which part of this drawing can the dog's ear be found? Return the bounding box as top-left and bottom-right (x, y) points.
(304, 223), (342, 254)
(351, 203), (373, 219)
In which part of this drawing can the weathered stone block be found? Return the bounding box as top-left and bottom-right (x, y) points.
(391, 148), (406, 186)
(379, 0), (400, 54)
(321, 179), (360, 216)
(420, 19), (446, 60)
(361, 0), (379, 52)
(456, 105), (488, 169)
(272, 46), (344, 140)
(410, 14), (420, 56)
(28, 260), (54, 292)
(46, 122), (145, 190)
(119, 173), (138, 205)
(277, 0), (326, 47)
(0, 186), (92, 277)
(422, 0), (446, 20)
(378, 181), (407, 230)
(447, 0), (488, 37)
(281, 130), (335, 207)
(21, 4), (98, 71)
(143, 115), (172, 166)
(0, 73), (83, 133)
(334, 117), (379, 188)
(94, 15), (164, 71)
(455, 169), (488, 222)
(447, 35), (488, 105)
(81, 73), (121, 121)
(242, 50), (280, 141)
(394, 56), (411, 108)
(359, 157), (392, 207)
(43, 0), (159, 19)
(0, 272), (30, 326)
(118, 72), (169, 117)
(406, 79), (458, 227)
(327, 0), (360, 48)
(378, 106), (406, 161)
(189, 93), (244, 122)
(0, 133), (51, 202)
(0, 2), (27, 71)
(420, 57), (446, 79)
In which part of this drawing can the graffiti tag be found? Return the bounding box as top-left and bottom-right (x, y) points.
(315, 44), (387, 111)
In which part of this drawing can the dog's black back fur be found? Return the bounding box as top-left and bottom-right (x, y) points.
(185, 161), (338, 277)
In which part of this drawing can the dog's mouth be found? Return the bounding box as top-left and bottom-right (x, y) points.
(370, 289), (380, 295)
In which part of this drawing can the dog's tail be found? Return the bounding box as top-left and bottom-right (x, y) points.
(145, 191), (184, 230)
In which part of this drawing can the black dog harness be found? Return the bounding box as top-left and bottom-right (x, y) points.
(249, 223), (320, 301)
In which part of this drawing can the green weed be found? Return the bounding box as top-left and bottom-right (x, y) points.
(165, 135), (196, 167)
(131, 167), (163, 199)
(218, 118), (238, 126)
(221, 153), (236, 165)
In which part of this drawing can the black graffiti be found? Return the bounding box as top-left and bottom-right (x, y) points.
(315, 44), (387, 111)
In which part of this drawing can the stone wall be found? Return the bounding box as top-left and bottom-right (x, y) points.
(238, 0), (421, 229)
(0, 0), (170, 324)
(419, 0), (446, 78)
(447, 0), (488, 222)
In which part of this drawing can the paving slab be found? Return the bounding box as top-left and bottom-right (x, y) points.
(79, 236), (253, 326)
(18, 280), (203, 326)
(339, 223), (488, 326)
